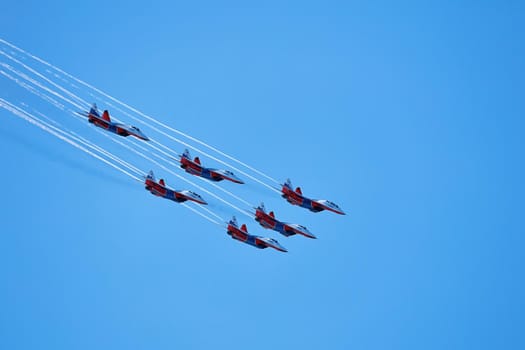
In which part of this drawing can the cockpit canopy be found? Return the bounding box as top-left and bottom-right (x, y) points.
(188, 191), (202, 199)
(329, 201), (340, 208)
(323, 200), (341, 210)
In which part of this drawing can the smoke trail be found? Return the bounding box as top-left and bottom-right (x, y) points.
(0, 61), (232, 230)
(0, 69), (65, 111)
(0, 50), (89, 109)
(1, 99), (226, 227)
(1, 46), (280, 194)
(3, 99), (144, 177)
(69, 129), (144, 176)
(0, 42), (265, 217)
(1, 55), (278, 198)
(0, 38), (280, 185)
(3, 100), (144, 178)
(0, 62), (85, 110)
(1, 66), (252, 212)
(181, 203), (222, 227)
(0, 98), (142, 182)
(196, 204), (225, 222)
(0, 67), (144, 175)
(33, 106), (144, 175)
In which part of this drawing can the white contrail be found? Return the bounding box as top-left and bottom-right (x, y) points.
(0, 40), (272, 214)
(0, 38), (280, 185)
(8, 102), (143, 176)
(1, 43), (280, 193)
(69, 129), (144, 176)
(0, 57), (276, 198)
(64, 112), (145, 175)
(0, 62), (85, 110)
(0, 69), (65, 111)
(45, 113), (144, 176)
(0, 50), (89, 108)
(196, 204), (226, 222)
(0, 74), (228, 229)
(0, 98), (142, 182)
(1, 99), (225, 227)
(0, 66), (144, 176)
(4, 100), (144, 177)
(32, 109), (62, 127)
(0, 67), (245, 208)
(181, 203), (222, 227)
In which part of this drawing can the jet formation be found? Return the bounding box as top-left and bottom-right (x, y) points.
(79, 104), (345, 253)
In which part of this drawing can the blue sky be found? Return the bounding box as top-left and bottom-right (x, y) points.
(0, 1), (524, 349)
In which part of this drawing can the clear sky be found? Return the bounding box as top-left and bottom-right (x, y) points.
(0, 1), (524, 349)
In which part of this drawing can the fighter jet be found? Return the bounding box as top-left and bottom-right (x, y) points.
(281, 179), (345, 215)
(254, 203), (316, 239)
(227, 216), (287, 252)
(178, 149), (244, 184)
(79, 103), (149, 141)
(144, 170), (207, 205)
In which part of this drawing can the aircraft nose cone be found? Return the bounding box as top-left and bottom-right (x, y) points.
(300, 230), (316, 239)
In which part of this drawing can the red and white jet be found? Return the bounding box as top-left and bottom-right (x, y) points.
(227, 216), (287, 252)
(178, 149), (244, 184)
(255, 203), (316, 239)
(79, 103), (149, 141)
(281, 179), (345, 215)
(145, 171), (207, 205)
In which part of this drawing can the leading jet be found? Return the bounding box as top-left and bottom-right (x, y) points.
(227, 216), (287, 252)
(281, 178), (345, 215)
(178, 149), (244, 184)
(79, 103), (149, 141)
(145, 170), (207, 205)
(255, 203), (316, 239)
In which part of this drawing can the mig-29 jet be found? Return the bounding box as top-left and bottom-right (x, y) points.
(79, 103), (149, 141)
(227, 216), (287, 252)
(145, 170), (207, 205)
(281, 179), (345, 215)
(178, 149), (244, 184)
(255, 203), (316, 239)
